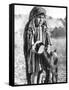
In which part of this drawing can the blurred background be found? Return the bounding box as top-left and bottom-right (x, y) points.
(14, 5), (66, 85)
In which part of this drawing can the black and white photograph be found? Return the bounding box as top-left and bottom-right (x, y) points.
(9, 4), (67, 86)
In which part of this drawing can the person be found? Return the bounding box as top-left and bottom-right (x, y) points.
(24, 6), (52, 84)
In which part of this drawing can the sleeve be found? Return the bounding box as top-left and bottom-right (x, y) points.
(27, 27), (33, 51)
(24, 22), (33, 56)
(47, 32), (51, 45)
(45, 31), (51, 47)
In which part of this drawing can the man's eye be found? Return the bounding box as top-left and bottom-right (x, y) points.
(39, 16), (45, 19)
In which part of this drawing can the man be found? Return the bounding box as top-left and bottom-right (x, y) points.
(24, 6), (52, 84)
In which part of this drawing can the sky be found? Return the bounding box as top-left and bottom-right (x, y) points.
(15, 5), (66, 19)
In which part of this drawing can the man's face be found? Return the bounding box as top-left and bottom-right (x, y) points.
(35, 15), (46, 27)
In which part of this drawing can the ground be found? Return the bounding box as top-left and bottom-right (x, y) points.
(15, 31), (66, 84)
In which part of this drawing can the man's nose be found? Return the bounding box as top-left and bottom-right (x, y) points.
(39, 18), (44, 25)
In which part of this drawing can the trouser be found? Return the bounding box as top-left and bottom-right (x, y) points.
(44, 69), (50, 83)
(27, 73), (32, 84)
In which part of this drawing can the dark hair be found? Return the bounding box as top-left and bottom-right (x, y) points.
(29, 6), (46, 21)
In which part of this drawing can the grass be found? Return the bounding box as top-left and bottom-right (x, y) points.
(51, 37), (66, 82)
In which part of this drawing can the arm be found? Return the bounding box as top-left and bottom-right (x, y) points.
(47, 31), (52, 46)
(45, 31), (52, 53)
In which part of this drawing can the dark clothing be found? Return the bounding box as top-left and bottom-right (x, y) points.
(24, 19), (51, 74)
(24, 7), (52, 84)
